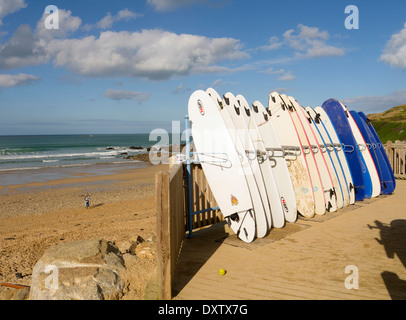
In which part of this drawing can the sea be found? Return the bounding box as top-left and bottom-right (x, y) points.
(0, 134), (161, 186)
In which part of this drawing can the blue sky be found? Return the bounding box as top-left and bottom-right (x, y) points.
(0, 0), (405, 135)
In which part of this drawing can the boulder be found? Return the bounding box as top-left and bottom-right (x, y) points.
(29, 239), (126, 300)
(115, 235), (145, 255)
(0, 286), (30, 300)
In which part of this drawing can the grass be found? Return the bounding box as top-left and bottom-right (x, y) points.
(367, 104), (406, 144)
(370, 120), (406, 144)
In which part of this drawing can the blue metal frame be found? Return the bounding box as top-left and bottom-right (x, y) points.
(184, 114), (220, 238)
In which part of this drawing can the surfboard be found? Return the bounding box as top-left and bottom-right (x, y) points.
(188, 90), (256, 242)
(351, 110), (388, 195)
(269, 92), (315, 218)
(222, 91), (272, 237)
(236, 94), (286, 228)
(305, 106), (344, 209)
(338, 102), (380, 198)
(314, 106), (355, 205)
(281, 94), (326, 215)
(251, 99), (298, 223)
(358, 112), (396, 194)
(290, 97), (337, 213)
(322, 99), (366, 201)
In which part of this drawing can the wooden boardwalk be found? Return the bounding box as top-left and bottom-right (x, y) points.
(172, 180), (406, 300)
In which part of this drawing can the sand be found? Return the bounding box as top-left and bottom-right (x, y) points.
(0, 162), (167, 300)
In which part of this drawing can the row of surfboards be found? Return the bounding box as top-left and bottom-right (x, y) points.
(188, 88), (396, 243)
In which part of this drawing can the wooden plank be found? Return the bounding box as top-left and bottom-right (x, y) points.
(155, 163), (185, 300)
(156, 170), (171, 300)
(156, 162), (226, 300)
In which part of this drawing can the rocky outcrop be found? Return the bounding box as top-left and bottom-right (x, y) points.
(29, 239), (126, 300)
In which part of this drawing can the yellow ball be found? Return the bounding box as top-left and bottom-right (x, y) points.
(219, 268), (226, 275)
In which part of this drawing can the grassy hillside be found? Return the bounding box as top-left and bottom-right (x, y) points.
(367, 105), (406, 144)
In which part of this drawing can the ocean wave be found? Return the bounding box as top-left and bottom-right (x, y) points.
(0, 166), (42, 172)
(0, 150), (137, 161)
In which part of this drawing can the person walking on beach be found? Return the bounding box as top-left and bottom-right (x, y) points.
(85, 195), (90, 209)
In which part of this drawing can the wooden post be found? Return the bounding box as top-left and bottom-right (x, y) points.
(155, 163), (185, 300)
(155, 162), (222, 300)
(156, 170), (171, 300)
(386, 141), (394, 172)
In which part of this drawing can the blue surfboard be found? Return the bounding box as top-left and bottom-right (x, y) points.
(358, 112), (396, 194)
(351, 111), (386, 194)
(322, 99), (365, 201)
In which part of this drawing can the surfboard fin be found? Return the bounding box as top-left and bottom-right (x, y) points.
(234, 105), (240, 115)
(244, 107), (250, 116)
(229, 213), (240, 223)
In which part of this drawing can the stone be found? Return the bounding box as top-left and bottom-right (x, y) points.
(0, 287), (30, 300)
(29, 239), (126, 300)
(115, 235), (145, 255)
(115, 240), (133, 254)
(135, 242), (155, 260)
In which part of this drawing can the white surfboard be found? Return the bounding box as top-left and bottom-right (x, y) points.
(280, 94), (326, 216)
(236, 94), (286, 228)
(305, 106), (347, 209)
(269, 92), (315, 218)
(314, 106), (356, 204)
(188, 90), (256, 242)
(222, 91), (272, 237)
(338, 101), (381, 198)
(289, 97), (337, 213)
(251, 100), (297, 223)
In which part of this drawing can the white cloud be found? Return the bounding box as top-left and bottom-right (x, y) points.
(255, 36), (283, 51)
(283, 24), (345, 58)
(257, 24), (345, 59)
(0, 73), (39, 87)
(0, 7), (248, 80)
(104, 89), (150, 103)
(0, 24), (48, 69)
(380, 22), (406, 68)
(261, 68), (295, 81)
(95, 9), (138, 30)
(0, 9), (82, 70)
(0, 0), (26, 25)
(278, 72), (295, 81)
(148, 0), (193, 11)
(46, 29), (248, 80)
(147, 0), (227, 12)
(261, 68), (285, 75)
(341, 88), (406, 113)
(36, 9), (82, 41)
(173, 83), (191, 94)
(212, 79), (223, 87)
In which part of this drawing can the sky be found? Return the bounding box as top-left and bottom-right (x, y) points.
(0, 0), (405, 135)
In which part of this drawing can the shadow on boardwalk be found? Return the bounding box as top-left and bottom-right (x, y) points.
(369, 219), (406, 300)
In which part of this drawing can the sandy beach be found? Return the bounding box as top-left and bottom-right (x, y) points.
(0, 162), (167, 300)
